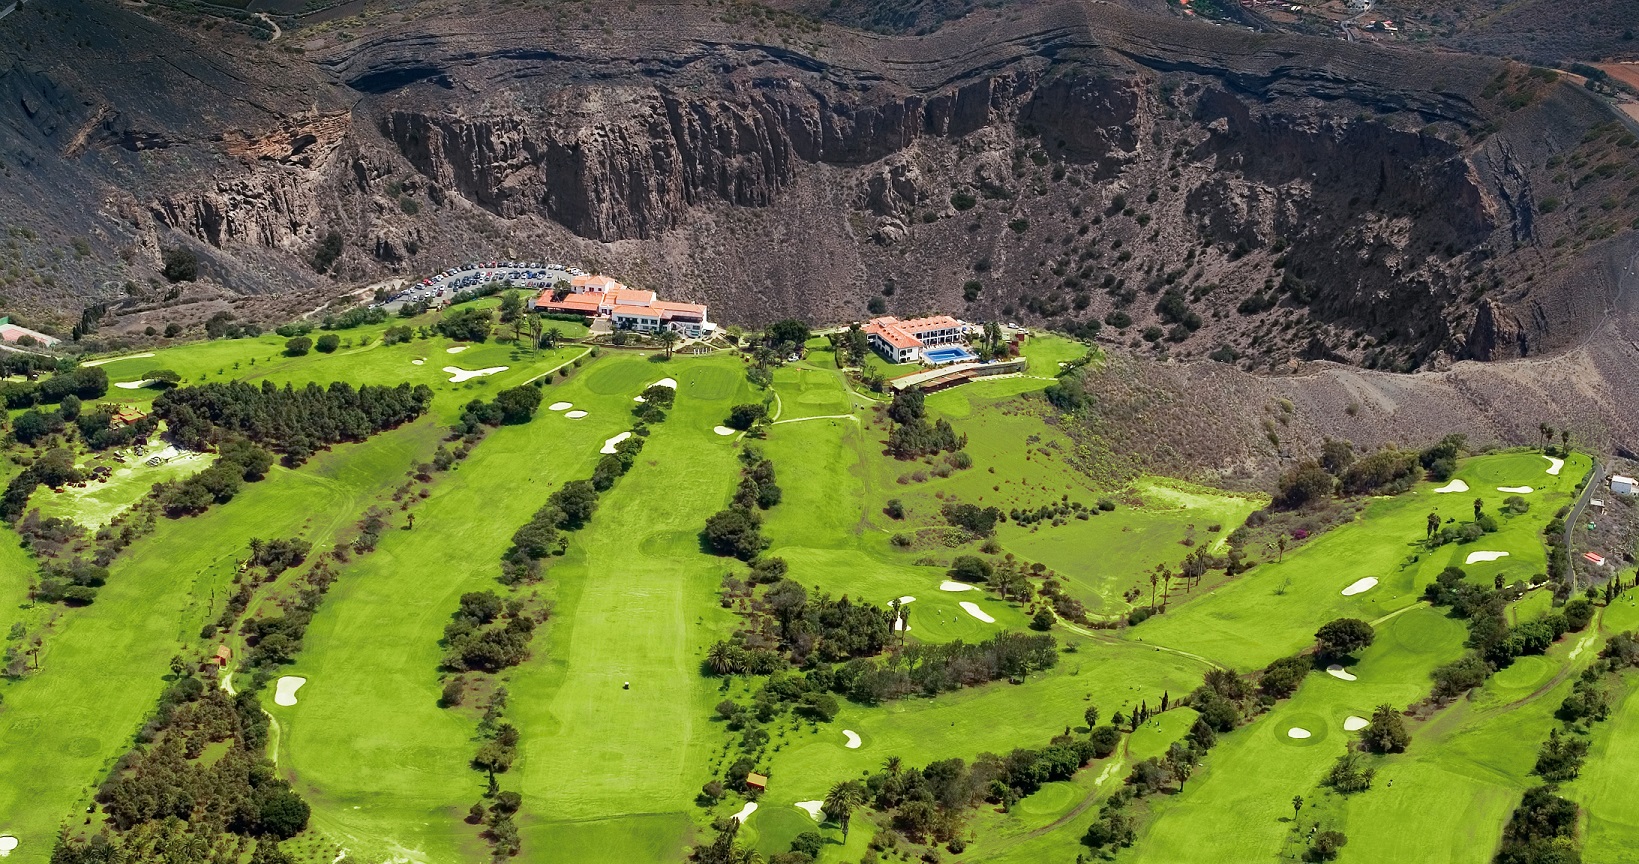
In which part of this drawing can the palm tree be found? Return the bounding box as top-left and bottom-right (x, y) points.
(823, 780), (865, 842)
(1427, 510), (1440, 539)
(659, 328), (680, 358)
(1539, 423), (1553, 450)
(1149, 566), (1161, 609)
(545, 326), (562, 349)
(706, 642), (736, 676)
(882, 755), (903, 776)
(527, 315), (543, 351)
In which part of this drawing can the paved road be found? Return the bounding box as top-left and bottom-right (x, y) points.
(1563, 458), (1604, 593)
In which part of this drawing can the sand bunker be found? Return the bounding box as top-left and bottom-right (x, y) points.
(1544, 455), (1564, 475)
(601, 432), (633, 454)
(446, 345), (468, 354)
(1287, 727), (1312, 739)
(1434, 479), (1470, 493)
(1465, 550), (1510, 564)
(731, 802), (757, 823)
(960, 601), (995, 623)
(795, 801), (823, 820)
(897, 595), (916, 604)
(633, 396), (646, 403)
(444, 365), (507, 383)
(1341, 577), (1378, 596)
(1343, 716), (1369, 732)
(548, 402), (573, 411)
(713, 426), (737, 436)
(0, 835), (17, 857)
(939, 581), (977, 592)
(843, 729), (862, 749)
(1326, 665), (1358, 682)
(1498, 486), (1534, 494)
(652, 377), (678, 389)
(894, 618), (910, 633)
(273, 676), (306, 706)
(82, 352), (154, 367)
(565, 411), (588, 419)
(411, 359), (424, 366)
(114, 379), (155, 389)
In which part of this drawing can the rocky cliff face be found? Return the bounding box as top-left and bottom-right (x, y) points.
(0, 0), (1634, 372)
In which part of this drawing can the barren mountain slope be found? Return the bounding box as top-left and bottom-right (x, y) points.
(0, 0), (1635, 375)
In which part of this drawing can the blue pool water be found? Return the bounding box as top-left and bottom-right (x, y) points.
(923, 345), (977, 364)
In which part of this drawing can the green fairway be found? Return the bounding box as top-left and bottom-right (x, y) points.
(0, 420), (437, 863)
(1129, 452), (1591, 671)
(507, 355), (752, 860)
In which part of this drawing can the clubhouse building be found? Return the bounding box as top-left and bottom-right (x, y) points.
(862, 315), (969, 364)
(532, 275), (713, 339)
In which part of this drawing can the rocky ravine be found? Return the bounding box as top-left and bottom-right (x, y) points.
(0, 0), (1636, 374)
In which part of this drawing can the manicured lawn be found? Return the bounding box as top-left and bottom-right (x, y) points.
(0, 420), (436, 862)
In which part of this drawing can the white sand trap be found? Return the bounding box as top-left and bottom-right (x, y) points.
(1498, 486), (1534, 494)
(601, 432), (633, 454)
(446, 345), (468, 354)
(1326, 664), (1358, 681)
(1343, 716), (1369, 732)
(1287, 727), (1312, 739)
(795, 801), (823, 820)
(1544, 455), (1564, 475)
(897, 595), (916, 604)
(960, 601), (995, 623)
(273, 676), (306, 706)
(1433, 478), (1469, 493)
(114, 379), (155, 389)
(652, 377), (678, 389)
(633, 396), (646, 403)
(1341, 577), (1378, 596)
(411, 359), (424, 366)
(549, 402), (573, 411)
(713, 426), (737, 436)
(0, 835), (18, 856)
(894, 618), (910, 633)
(1466, 550), (1510, 564)
(565, 410), (588, 419)
(730, 802), (757, 823)
(444, 365), (508, 383)
(843, 729), (862, 749)
(82, 352), (154, 367)
(939, 581), (977, 592)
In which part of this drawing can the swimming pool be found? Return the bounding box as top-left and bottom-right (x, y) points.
(923, 345), (977, 364)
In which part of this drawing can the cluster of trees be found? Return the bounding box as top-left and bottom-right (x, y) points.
(2, 447), (87, 522)
(1424, 566), (1595, 702)
(436, 306), (494, 342)
(826, 633), (1058, 704)
(155, 380), (433, 465)
(1425, 497), (1502, 547)
(466, 688), (524, 858)
(1008, 496), (1114, 526)
(238, 560), (341, 671)
(443, 591), (538, 673)
(0, 365), (109, 410)
(52, 667), (308, 862)
(77, 403), (161, 451)
(885, 388), (965, 458)
(724, 402), (768, 431)
(1275, 437), (1428, 510)
(154, 439), (276, 517)
(319, 305), (387, 331)
(457, 386), (544, 434)
(703, 452), (783, 560)
(942, 501), (1003, 537)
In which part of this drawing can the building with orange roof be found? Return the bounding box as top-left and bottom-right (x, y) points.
(532, 274), (713, 338)
(862, 315), (967, 363)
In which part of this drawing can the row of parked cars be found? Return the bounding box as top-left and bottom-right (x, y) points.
(383, 261), (588, 308)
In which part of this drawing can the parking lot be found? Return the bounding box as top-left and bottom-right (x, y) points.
(380, 261), (587, 312)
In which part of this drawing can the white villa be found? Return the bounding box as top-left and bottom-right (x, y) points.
(862, 315), (966, 363)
